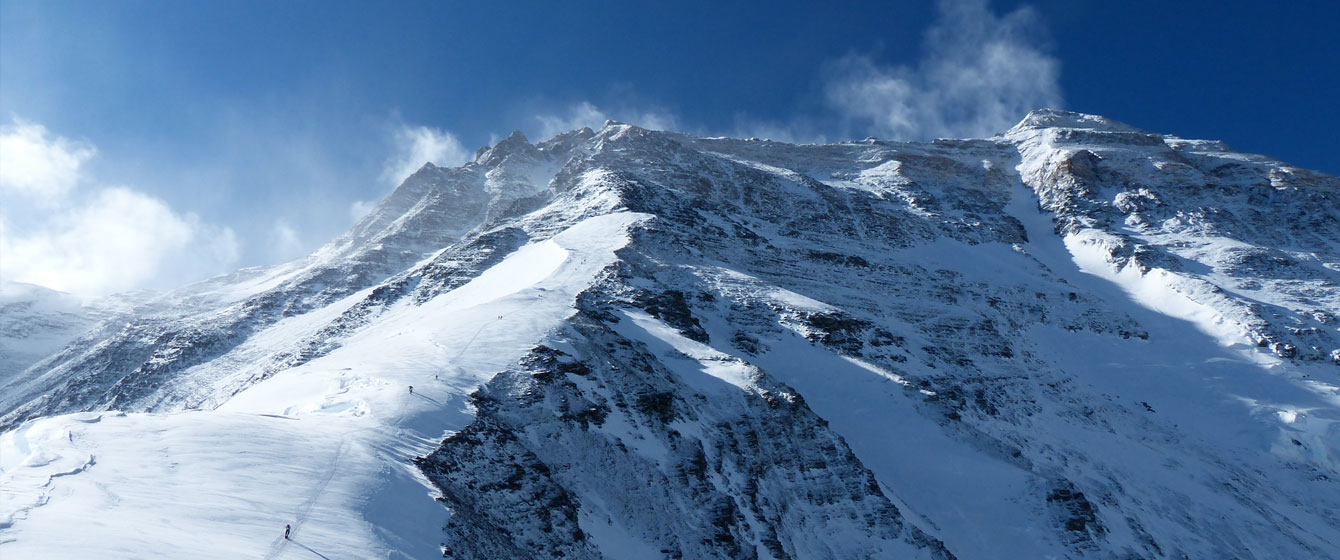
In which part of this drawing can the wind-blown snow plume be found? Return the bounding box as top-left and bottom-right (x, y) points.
(533, 101), (679, 141)
(269, 220), (305, 262)
(354, 123), (473, 222)
(380, 124), (470, 187)
(825, 0), (1063, 140)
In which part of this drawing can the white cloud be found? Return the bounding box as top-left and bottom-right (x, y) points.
(0, 118), (96, 202)
(532, 102), (680, 141)
(823, 0), (1062, 140)
(0, 118), (240, 296)
(380, 124), (470, 186)
(1, 187), (239, 296)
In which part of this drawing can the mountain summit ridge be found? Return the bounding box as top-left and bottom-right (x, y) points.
(1, 110), (1338, 559)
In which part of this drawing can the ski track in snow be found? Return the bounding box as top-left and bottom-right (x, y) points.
(0, 212), (649, 559)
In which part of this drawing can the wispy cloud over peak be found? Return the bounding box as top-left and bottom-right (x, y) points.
(824, 0), (1062, 140)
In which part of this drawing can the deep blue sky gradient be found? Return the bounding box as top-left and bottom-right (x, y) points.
(2, 0), (1336, 274)
(6, 1), (1334, 166)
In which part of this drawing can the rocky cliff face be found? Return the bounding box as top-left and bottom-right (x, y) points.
(3, 110), (1337, 559)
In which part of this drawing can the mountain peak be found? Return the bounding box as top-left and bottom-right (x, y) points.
(410, 160), (438, 175)
(476, 129), (540, 166)
(1007, 108), (1145, 135)
(537, 126), (596, 154)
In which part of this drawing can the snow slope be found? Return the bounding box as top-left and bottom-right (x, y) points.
(2, 212), (646, 558)
(2, 111), (1338, 559)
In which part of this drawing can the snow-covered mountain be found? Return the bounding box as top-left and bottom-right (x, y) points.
(2, 110), (1338, 559)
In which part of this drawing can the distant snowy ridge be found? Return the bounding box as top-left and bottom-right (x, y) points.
(1, 110), (1337, 559)
(0, 282), (133, 382)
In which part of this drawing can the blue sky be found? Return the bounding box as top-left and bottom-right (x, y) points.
(2, 0), (1337, 296)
